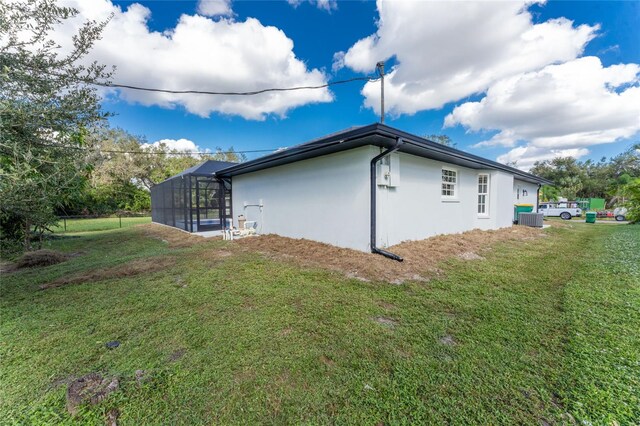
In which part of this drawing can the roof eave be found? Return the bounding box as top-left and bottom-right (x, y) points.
(217, 123), (551, 185)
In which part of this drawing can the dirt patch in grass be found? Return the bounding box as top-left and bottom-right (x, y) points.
(12, 249), (69, 270)
(439, 335), (457, 346)
(2, 249), (73, 274)
(373, 316), (398, 327)
(279, 327), (293, 336)
(137, 224), (215, 248)
(0, 260), (17, 274)
(40, 256), (176, 290)
(319, 355), (336, 368)
(234, 226), (545, 283)
(66, 373), (119, 416)
(168, 348), (186, 362)
(106, 408), (120, 426)
(457, 251), (485, 261)
(378, 301), (397, 310)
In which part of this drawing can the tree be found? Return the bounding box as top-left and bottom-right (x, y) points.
(610, 143), (640, 177)
(530, 143), (640, 205)
(130, 143), (246, 191)
(1, 0), (111, 250)
(539, 185), (560, 202)
(530, 157), (587, 200)
(87, 127), (246, 190)
(426, 134), (456, 148)
(621, 178), (640, 223)
(65, 127), (247, 215)
(580, 157), (611, 198)
(607, 144), (640, 206)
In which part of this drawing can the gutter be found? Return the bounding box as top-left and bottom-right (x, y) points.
(217, 126), (382, 177)
(217, 124), (551, 186)
(372, 127), (552, 186)
(370, 137), (404, 262)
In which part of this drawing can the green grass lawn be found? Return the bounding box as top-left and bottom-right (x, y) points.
(50, 216), (151, 233)
(1, 223), (638, 424)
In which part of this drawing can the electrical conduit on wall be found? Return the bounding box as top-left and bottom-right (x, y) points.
(370, 138), (404, 261)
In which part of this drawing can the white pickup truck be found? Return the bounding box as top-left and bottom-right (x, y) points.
(538, 203), (582, 220)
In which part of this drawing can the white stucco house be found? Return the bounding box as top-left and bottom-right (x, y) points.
(151, 124), (551, 260)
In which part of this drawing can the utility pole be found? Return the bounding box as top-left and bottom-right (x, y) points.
(376, 61), (385, 123)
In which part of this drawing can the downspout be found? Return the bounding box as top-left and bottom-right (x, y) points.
(536, 184), (541, 212)
(370, 138), (404, 261)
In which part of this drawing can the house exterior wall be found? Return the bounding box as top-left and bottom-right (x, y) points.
(375, 150), (515, 248)
(513, 179), (540, 209)
(230, 146), (529, 253)
(494, 172), (518, 229)
(230, 147), (371, 251)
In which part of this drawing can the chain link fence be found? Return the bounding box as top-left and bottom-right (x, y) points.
(53, 213), (151, 233)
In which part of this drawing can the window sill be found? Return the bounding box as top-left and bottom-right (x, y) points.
(477, 216), (491, 219)
(441, 198), (459, 203)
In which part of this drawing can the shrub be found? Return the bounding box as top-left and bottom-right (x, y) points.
(622, 178), (640, 223)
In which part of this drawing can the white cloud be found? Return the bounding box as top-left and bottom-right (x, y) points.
(141, 138), (213, 159)
(497, 146), (590, 171)
(287, 0), (337, 12)
(332, 51), (345, 73)
(196, 0), (232, 17)
(53, 0), (331, 120)
(314, 0), (338, 12)
(142, 138), (205, 154)
(341, 0), (597, 115)
(445, 57), (640, 169)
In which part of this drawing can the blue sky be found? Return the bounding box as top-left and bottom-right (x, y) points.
(68, 0), (639, 167)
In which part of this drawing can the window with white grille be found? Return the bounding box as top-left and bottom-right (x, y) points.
(441, 168), (457, 198)
(478, 174), (489, 215)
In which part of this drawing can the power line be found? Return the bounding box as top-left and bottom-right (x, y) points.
(86, 74), (379, 154)
(15, 65), (380, 96)
(11, 68), (383, 155)
(98, 148), (277, 155)
(92, 75), (379, 96)
(27, 142), (280, 155)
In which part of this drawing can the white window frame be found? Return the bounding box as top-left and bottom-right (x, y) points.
(477, 173), (490, 217)
(441, 167), (458, 200)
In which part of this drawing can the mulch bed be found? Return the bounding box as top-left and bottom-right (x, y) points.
(234, 226), (545, 283)
(136, 222), (546, 283)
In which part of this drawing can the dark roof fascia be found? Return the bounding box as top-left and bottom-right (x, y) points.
(188, 172), (225, 177)
(156, 160), (238, 185)
(217, 124), (384, 177)
(373, 125), (553, 185)
(217, 123), (552, 185)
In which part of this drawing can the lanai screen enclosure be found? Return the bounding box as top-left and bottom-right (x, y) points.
(150, 161), (234, 232)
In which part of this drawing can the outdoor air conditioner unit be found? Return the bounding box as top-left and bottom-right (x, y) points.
(518, 212), (544, 228)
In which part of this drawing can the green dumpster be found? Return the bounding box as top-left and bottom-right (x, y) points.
(514, 204), (534, 222)
(586, 211), (597, 224)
